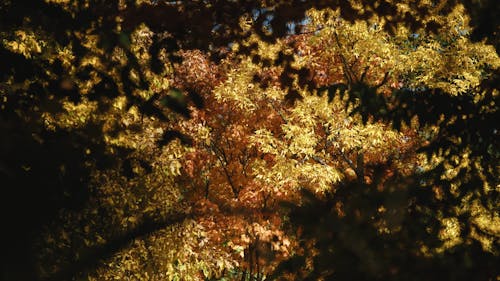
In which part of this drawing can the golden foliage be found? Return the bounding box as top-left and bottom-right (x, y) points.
(23, 3), (499, 280)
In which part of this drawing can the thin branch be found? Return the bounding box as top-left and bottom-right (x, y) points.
(212, 145), (239, 198)
(356, 152), (365, 185)
(297, 26), (326, 35)
(204, 177), (210, 199)
(376, 72), (390, 88)
(324, 126), (365, 184)
(312, 155), (328, 166)
(333, 31), (355, 85)
(270, 101), (288, 124)
(339, 150), (357, 171)
(360, 66), (370, 83)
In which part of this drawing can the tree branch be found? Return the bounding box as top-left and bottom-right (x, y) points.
(212, 145), (239, 198)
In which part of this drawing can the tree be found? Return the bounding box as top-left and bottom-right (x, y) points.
(272, 6), (500, 281)
(1, 1), (498, 280)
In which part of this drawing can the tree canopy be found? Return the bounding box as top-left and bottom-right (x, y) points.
(0, 1), (498, 280)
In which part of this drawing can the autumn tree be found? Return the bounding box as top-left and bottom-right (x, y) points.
(273, 6), (500, 281)
(1, 1), (498, 280)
